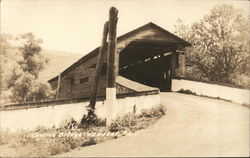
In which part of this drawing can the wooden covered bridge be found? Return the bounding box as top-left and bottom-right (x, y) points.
(48, 22), (191, 100)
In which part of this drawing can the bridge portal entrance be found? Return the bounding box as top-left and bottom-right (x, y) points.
(119, 40), (180, 91)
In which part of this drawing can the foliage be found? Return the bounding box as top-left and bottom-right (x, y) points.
(59, 116), (79, 130)
(174, 4), (250, 87)
(0, 127), (106, 157)
(109, 113), (137, 132)
(0, 34), (18, 103)
(0, 105), (166, 157)
(79, 114), (106, 129)
(18, 33), (48, 78)
(109, 104), (166, 132)
(0, 33), (54, 103)
(242, 103), (250, 108)
(177, 89), (197, 95)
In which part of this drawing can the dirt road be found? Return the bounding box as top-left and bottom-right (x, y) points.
(55, 92), (249, 157)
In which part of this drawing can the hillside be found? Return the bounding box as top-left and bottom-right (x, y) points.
(38, 50), (82, 82)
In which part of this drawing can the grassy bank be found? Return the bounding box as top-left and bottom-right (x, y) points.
(0, 104), (166, 157)
(177, 89), (249, 108)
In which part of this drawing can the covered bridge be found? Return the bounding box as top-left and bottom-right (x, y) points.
(48, 22), (191, 100)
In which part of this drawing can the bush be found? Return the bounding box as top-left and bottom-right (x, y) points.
(59, 117), (79, 130)
(0, 129), (12, 146)
(109, 113), (137, 132)
(35, 125), (48, 131)
(139, 104), (166, 119)
(242, 103), (250, 108)
(177, 89), (196, 95)
(79, 114), (106, 129)
(109, 104), (166, 133)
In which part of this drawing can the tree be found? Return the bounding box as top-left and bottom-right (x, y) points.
(9, 72), (34, 102)
(18, 33), (48, 78)
(0, 33), (54, 103)
(0, 34), (22, 103)
(174, 4), (250, 86)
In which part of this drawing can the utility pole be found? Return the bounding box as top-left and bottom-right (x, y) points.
(87, 21), (109, 117)
(106, 7), (118, 125)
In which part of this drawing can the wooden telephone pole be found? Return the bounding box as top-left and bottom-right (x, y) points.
(107, 7), (118, 88)
(87, 21), (109, 117)
(106, 7), (118, 125)
(85, 7), (118, 125)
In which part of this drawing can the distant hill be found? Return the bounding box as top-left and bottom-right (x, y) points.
(38, 49), (83, 82)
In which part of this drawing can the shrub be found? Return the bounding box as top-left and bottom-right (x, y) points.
(58, 116), (79, 129)
(79, 114), (106, 129)
(109, 113), (137, 132)
(35, 125), (48, 131)
(242, 103), (250, 108)
(139, 104), (166, 119)
(0, 129), (12, 145)
(177, 89), (196, 95)
(109, 104), (166, 133)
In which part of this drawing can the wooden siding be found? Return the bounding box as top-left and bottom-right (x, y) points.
(50, 51), (108, 99)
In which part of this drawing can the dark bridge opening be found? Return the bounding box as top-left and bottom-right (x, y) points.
(119, 40), (179, 91)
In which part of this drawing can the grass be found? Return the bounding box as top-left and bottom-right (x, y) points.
(0, 104), (166, 157)
(178, 89), (250, 109)
(175, 76), (250, 90)
(242, 103), (250, 108)
(109, 104), (166, 132)
(177, 89), (196, 95)
(177, 88), (233, 102)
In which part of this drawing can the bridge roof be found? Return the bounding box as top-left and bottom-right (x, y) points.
(48, 22), (191, 83)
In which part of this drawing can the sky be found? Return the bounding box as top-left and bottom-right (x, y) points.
(1, 0), (249, 55)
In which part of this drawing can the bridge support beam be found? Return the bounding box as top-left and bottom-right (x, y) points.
(56, 73), (61, 100)
(179, 51), (186, 77)
(170, 50), (177, 91)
